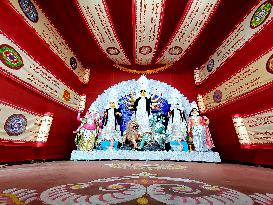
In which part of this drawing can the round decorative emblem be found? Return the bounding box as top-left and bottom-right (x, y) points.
(206, 59), (214, 72)
(70, 57), (77, 70)
(0, 44), (24, 70)
(62, 89), (71, 102)
(4, 114), (27, 136)
(266, 54), (273, 74)
(213, 90), (222, 103)
(139, 46), (152, 55)
(18, 0), (39, 23)
(168, 46), (183, 55)
(106, 47), (120, 55)
(250, 1), (272, 29)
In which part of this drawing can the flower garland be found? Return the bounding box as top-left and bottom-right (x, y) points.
(113, 63), (173, 74)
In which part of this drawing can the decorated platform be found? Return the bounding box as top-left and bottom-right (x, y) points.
(71, 150), (221, 162)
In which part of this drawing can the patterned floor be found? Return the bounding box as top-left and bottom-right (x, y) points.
(0, 161), (272, 204)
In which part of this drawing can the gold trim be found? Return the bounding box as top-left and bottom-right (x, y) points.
(113, 64), (173, 74)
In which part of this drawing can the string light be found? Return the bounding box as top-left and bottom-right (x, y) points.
(113, 63), (173, 74)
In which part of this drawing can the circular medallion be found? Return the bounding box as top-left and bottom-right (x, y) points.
(213, 90), (222, 103)
(266, 53), (273, 74)
(0, 44), (24, 70)
(168, 46), (182, 55)
(106, 47), (120, 55)
(18, 0), (39, 23)
(139, 46), (152, 55)
(250, 1), (272, 29)
(206, 59), (214, 72)
(62, 89), (71, 102)
(70, 57), (77, 70)
(4, 114), (27, 136)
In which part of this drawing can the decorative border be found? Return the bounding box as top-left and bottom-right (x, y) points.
(155, 0), (221, 64)
(113, 63), (173, 74)
(7, 0), (89, 84)
(199, 46), (273, 113)
(133, 0), (166, 65)
(233, 107), (273, 118)
(232, 108), (273, 149)
(0, 99), (45, 116)
(240, 144), (273, 149)
(155, 0), (193, 62)
(74, 0), (131, 65)
(102, 0), (131, 64)
(195, 0), (273, 85)
(0, 99), (53, 147)
(0, 30), (82, 112)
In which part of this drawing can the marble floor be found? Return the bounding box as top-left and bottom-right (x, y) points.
(0, 161), (272, 204)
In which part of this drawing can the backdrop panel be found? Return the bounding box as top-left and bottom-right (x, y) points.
(156, 0), (220, 64)
(195, 0), (273, 84)
(134, 0), (165, 65)
(8, 0), (90, 84)
(0, 99), (53, 147)
(197, 46), (273, 113)
(75, 0), (131, 65)
(232, 108), (273, 149)
(0, 32), (82, 111)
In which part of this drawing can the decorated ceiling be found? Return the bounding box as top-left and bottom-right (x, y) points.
(8, 0), (258, 74)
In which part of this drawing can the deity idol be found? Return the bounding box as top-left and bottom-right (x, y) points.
(74, 107), (102, 151)
(122, 120), (141, 150)
(131, 76), (160, 134)
(188, 108), (214, 151)
(167, 103), (188, 141)
(99, 90), (122, 149)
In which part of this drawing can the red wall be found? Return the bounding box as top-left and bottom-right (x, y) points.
(197, 21), (273, 166)
(0, 3), (82, 163)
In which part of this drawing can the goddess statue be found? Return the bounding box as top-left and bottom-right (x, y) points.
(167, 102), (188, 140)
(131, 76), (160, 135)
(74, 107), (102, 151)
(188, 107), (214, 151)
(99, 89), (122, 149)
(165, 93), (188, 151)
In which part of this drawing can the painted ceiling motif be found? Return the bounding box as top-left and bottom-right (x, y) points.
(75, 0), (131, 65)
(155, 0), (221, 64)
(134, 0), (165, 65)
(26, 0), (258, 73)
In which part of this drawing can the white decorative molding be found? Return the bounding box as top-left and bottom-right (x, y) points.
(196, 0), (273, 84)
(78, 94), (87, 112)
(156, 0), (220, 64)
(37, 112), (53, 143)
(75, 0), (131, 65)
(8, 0), (89, 83)
(134, 0), (165, 65)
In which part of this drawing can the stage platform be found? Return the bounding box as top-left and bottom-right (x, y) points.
(71, 150), (221, 162)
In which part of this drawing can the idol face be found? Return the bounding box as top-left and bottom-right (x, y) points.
(85, 111), (91, 118)
(92, 112), (99, 118)
(140, 90), (146, 97)
(110, 101), (116, 108)
(191, 108), (199, 115)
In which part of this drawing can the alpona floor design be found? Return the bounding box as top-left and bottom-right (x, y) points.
(0, 161), (272, 205)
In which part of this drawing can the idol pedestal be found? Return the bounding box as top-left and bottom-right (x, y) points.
(71, 150), (221, 162)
